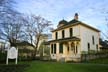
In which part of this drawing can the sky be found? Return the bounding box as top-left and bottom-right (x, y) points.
(14, 0), (108, 39)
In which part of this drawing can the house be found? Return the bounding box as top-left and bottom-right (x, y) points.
(38, 34), (49, 50)
(37, 34), (51, 57)
(7, 40), (35, 58)
(0, 41), (5, 52)
(49, 13), (100, 62)
(99, 39), (108, 51)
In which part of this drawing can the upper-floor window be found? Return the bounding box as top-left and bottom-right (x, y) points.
(62, 30), (65, 38)
(55, 32), (58, 40)
(92, 36), (95, 45)
(70, 28), (73, 37)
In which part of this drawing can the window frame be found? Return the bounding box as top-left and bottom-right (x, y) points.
(88, 43), (90, 51)
(51, 44), (53, 53)
(96, 44), (98, 51)
(59, 43), (63, 53)
(55, 32), (58, 40)
(62, 30), (65, 38)
(92, 36), (95, 45)
(54, 44), (56, 54)
(70, 28), (73, 37)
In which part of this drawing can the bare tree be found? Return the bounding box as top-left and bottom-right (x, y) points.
(100, 14), (108, 40)
(0, 0), (52, 58)
(0, 14), (26, 45)
(24, 15), (52, 59)
(104, 16), (108, 40)
(0, 0), (25, 45)
(0, 0), (19, 19)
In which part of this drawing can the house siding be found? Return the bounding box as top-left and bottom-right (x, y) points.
(50, 22), (100, 62)
(80, 24), (99, 52)
(52, 25), (80, 40)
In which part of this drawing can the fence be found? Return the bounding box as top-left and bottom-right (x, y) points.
(81, 52), (108, 61)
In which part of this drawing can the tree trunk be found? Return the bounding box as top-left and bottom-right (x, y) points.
(33, 36), (40, 60)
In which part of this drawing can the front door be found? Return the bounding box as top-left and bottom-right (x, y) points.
(70, 42), (75, 54)
(66, 42), (75, 55)
(71, 46), (75, 54)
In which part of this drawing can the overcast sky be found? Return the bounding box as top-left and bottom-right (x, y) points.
(14, 0), (108, 39)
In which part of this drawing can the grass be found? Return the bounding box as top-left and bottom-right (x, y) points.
(0, 61), (30, 72)
(0, 64), (29, 72)
(0, 58), (108, 72)
(84, 58), (108, 64)
(25, 61), (108, 72)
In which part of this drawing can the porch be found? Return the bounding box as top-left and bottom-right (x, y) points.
(50, 38), (81, 62)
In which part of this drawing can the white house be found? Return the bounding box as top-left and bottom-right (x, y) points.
(48, 13), (100, 62)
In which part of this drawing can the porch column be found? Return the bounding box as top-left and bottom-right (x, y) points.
(68, 42), (71, 54)
(56, 43), (59, 61)
(43, 45), (45, 56)
(50, 44), (51, 54)
(74, 41), (77, 54)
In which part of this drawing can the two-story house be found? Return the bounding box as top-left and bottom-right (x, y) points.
(49, 13), (100, 62)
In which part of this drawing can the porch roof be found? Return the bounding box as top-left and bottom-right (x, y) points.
(48, 37), (80, 43)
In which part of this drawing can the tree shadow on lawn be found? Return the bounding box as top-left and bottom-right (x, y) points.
(0, 64), (30, 72)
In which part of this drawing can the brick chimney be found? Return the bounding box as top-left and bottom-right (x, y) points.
(74, 13), (78, 20)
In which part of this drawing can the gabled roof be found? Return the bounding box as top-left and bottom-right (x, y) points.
(59, 19), (68, 25)
(67, 19), (79, 25)
(52, 19), (100, 32)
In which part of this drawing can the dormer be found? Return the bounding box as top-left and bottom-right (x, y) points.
(57, 19), (67, 28)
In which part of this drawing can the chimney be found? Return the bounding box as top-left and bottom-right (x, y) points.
(74, 13), (78, 20)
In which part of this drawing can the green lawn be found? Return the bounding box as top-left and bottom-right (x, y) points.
(84, 58), (108, 64)
(0, 59), (108, 72)
(24, 61), (108, 72)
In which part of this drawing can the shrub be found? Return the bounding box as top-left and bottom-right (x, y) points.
(0, 51), (7, 63)
(18, 55), (33, 61)
(88, 50), (96, 54)
(81, 51), (88, 54)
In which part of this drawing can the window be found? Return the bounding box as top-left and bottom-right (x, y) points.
(70, 28), (73, 37)
(76, 46), (78, 53)
(92, 36), (95, 45)
(55, 32), (58, 40)
(54, 44), (56, 54)
(88, 43), (90, 51)
(59, 43), (63, 53)
(67, 46), (69, 52)
(51, 44), (53, 53)
(96, 44), (98, 51)
(62, 30), (65, 38)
